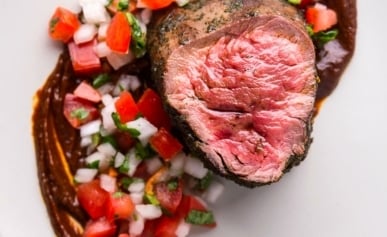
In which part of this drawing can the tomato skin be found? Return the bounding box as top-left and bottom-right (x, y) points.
(154, 216), (179, 237)
(107, 0), (137, 13)
(106, 12), (131, 53)
(68, 39), (101, 74)
(137, 88), (171, 130)
(49, 7), (80, 42)
(139, 0), (174, 10)
(305, 5), (338, 33)
(83, 218), (117, 237)
(177, 195), (216, 228)
(154, 180), (183, 214)
(77, 180), (110, 220)
(115, 91), (140, 123)
(149, 128), (183, 161)
(63, 93), (99, 128)
(106, 192), (135, 220)
(74, 81), (102, 103)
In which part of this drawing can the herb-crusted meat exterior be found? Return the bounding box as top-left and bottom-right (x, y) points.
(147, 0), (317, 186)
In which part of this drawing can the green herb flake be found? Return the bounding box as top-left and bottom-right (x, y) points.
(121, 177), (134, 189)
(113, 191), (124, 198)
(118, 0), (129, 11)
(126, 13), (147, 58)
(101, 135), (118, 149)
(167, 179), (178, 191)
(86, 160), (100, 169)
(135, 142), (155, 160)
(71, 108), (89, 120)
(287, 0), (301, 5)
(119, 156), (130, 173)
(111, 112), (141, 138)
(49, 18), (59, 32)
(144, 193), (160, 206)
(92, 73), (110, 88)
(313, 29), (339, 45)
(92, 133), (101, 146)
(185, 210), (215, 225)
(197, 172), (212, 190)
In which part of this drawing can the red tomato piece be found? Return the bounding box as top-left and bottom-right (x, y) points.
(305, 5), (338, 33)
(68, 39), (101, 74)
(118, 234), (131, 237)
(139, 0), (174, 10)
(83, 218), (117, 237)
(106, 192), (135, 220)
(74, 81), (102, 103)
(48, 7), (80, 42)
(106, 12), (131, 53)
(154, 180), (183, 214)
(114, 131), (136, 154)
(137, 88), (171, 130)
(115, 91), (139, 123)
(63, 93), (99, 128)
(140, 220), (157, 237)
(154, 216), (180, 237)
(149, 128), (183, 161)
(77, 180), (110, 219)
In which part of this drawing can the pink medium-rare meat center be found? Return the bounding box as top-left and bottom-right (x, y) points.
(165, 18), (316, 183)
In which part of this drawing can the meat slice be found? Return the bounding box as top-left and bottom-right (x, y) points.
(147, 0), (317, 186)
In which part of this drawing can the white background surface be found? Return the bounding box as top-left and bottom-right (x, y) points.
(0, 0), (386, 236)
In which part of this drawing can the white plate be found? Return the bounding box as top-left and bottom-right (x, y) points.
(0, 0), (386, 236)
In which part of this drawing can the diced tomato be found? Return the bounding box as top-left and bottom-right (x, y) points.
(83, 218), (117, 237)
(106, 12), (131, 53)
(176, 195), (216, 228)
(48, 7), (80, 42)
(133, 162), (151, 180)
(154, 180), (183, 214)
(118, 234), (131, 237)
(68, 39), (101, 74)
(137, 88), (171, 130)
(139, 0), (174, 10)
(140, 220), (157, 237)
(107, 0), (137, 13)
(63, 93), (99, 128)
(74, 81), (102, 103)
(106, 192), (135, 220)
(154, 216), (180, 237)
(305, 4), (338, 33)
(149, 128), (183, 161)
(77, 180), (110, 219)
(114, 91), (139, 123)
(114, 131), (136, 153)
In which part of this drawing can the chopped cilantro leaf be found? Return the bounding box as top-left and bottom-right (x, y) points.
(185, 210), (215, 225)
(49, 18), (59, 33)
(111, 112), (141, 137)
(135, 142), (155, 160)
(313, 29), (339, 45)
(120, 177), (134, 189)
(119, 156), (130, 173)
(126, 13), (146, 58)
(144, 193), (160, 205)
(86, 160), (100, 169)
(118, 0), (129, 11)
(167, 179), (179, 191)
(92, 73), (110, 88)
(197, 172), (212, 190)
(71, 108), (89, 120)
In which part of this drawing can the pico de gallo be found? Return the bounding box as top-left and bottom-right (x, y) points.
(46, 0), (339, 236)
(48, 1), (225, 237)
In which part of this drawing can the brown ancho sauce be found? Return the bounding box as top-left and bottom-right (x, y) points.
(31, 0), (357, 236)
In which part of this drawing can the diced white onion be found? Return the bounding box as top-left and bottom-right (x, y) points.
(127, 149), (142, 176)
(140, 9), (152, 25)
(129, 76), (141, 91)
(112, 75), (133, 96)
(175, 219), (191, 237)
(101, 102), (117, 133)
(130, 192), (144, 205)
(175, 0), (190, 7)
(74, 168), (98, 183)
(94, 41), (112, 58)
(126, 118), (158, 146)
(100, 174), (116, 193)
(80, 135), (92, 147)
(128, 179), (145, 193)
(85, 151), (106, 165)
(81, 2), (110, 24)
(97, 142), (117, 157)
(80, 119), (101, 137)
(202, 180), (224, 204)
(107, 52), (135, 70)
(314, 2), (327, 10)
(114, 152), (125, 168)
(101, 94), (114, 106)
(169, 152), (186, 177)
(73, 24), (98, 44)
(145, 157), (163, 174)
(97, 83), (115, 95)
(79, 0), (108, 6)
(135, 205), (162, 220)
(97, 22), (109, 40)
(129, 214), (145, 236)
(184, 155), (208, 179)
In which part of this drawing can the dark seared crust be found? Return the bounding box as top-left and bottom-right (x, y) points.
(147, 0), (315, 186)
